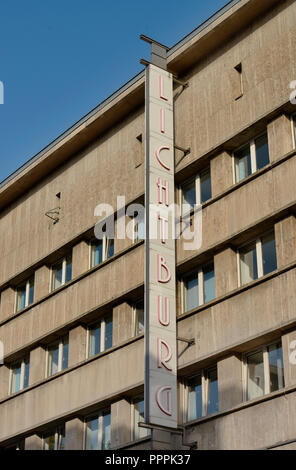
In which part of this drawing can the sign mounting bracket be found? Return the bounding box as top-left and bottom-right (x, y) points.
(177, 336), (195, 346)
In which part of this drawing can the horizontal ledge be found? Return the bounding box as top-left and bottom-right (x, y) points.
(0, 334), (144, 406)
(0, 241), (144, 329)
(184, 383), (296, 431)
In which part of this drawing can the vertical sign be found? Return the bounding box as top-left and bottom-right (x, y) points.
(144, 64), (177, 429)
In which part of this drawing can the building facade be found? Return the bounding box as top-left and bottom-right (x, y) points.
(1, 0), (296, 450)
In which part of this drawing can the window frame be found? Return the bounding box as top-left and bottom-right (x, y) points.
(133, 300), (144, 337)
(84, 408), (111, 450)
(237, 230), (277, 287)
(180, 167), (212, 212)
(131, 396), (150, 441)
(87, 313), (113, 358)
(9, 356), (30, 395)
(15, 276), (34, 312)
(242, 340), (285, 402)
(233, 131), (269, 183)
(46, 335), (68, 378)
(182, 261), (215, 313)
(89, 236), (114, 269)
(50, 253), (72, 292)
(184, 365), (218, 422)
(133, 214), (145, 244)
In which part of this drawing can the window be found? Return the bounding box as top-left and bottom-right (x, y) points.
(234, 133), (270, 182)
(132, 397), (150, 441)
(133, 215), (145, 243)
(10, 357), (30, 394)
(15, 276), (34, 312)
(183, 262), (215, 313)
(90, 237), (114, 268)
(182, 168), (212, 211)
(134, 300), (144, 336)
(88, 314), (113, 358)
(239, 231), (277, 286)
(85, 409), (111, 450)
(47, 336), (69, 377)
(43, 426), (65, 450)
(51, 254), (72, 291)
(244, 341), (284, 402)
(186, 366), (218, 422)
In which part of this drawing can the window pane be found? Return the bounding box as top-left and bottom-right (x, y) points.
(247, 350), (265, 401)
(89, 324), (101, 357)
(240, 243), (258, 285)
(28, 278), (34, 305)
(92, 241), (103, 267)
(268, 343), (284, 393)
(138, 217), (145, 241)
(48, 344), (59, 376)
(11, 363), (22, 393)
(102, 411), (111, 450)
(185, 276), (199, 312)
(182, 180), (196, 209)
(255, 133), (270, 170)
(262, 232), (277, 276)
(85, 417), (99, 450)
(53, 262), (63, 290)
(23, 358), (30, 389)
(17, 286), (26, 311)
(203, 263), (215, 303)
(44, 434), (56, 450)
(65, 255), (72, 283)
(235, 144), (251, 182)
(62, 337), (69, 371)
(133, 398), (149, 440)
(134, 216), (145, 242)
(207, 368), (219, 415)
(104, 315), (113, 351)
(57, 427), (66, 450)
(200, 169), (212, 203)
(188, 375), (202, 421)
(107, 239), (114, 259)
(135, 300), (144, 335)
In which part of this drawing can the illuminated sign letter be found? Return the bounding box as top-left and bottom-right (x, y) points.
(157, 338), (172, 371)
(159, 76), (168, 101)
(158, 295), (170, 326)
(157, 178), (169, 207)
(157, 254), (171, 283)
(156, 387), (172, 416)
(155, 145), (171, 171)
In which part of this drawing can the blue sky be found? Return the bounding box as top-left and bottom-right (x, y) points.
(0, 0), (230, 183)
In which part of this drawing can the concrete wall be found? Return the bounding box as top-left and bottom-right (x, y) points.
(0, 244), (144, 357)
(0, 109), (144, 285)
(177, 268), (296, 368)
(174, 0), (296, 171)
(0, 338), (144, 442)
(177, 155), (296, 264)
(185, 390), (296, 450)
(1, 0), (296, 450)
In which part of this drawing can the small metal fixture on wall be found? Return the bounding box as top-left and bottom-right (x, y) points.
(45, 207), (60, 224)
